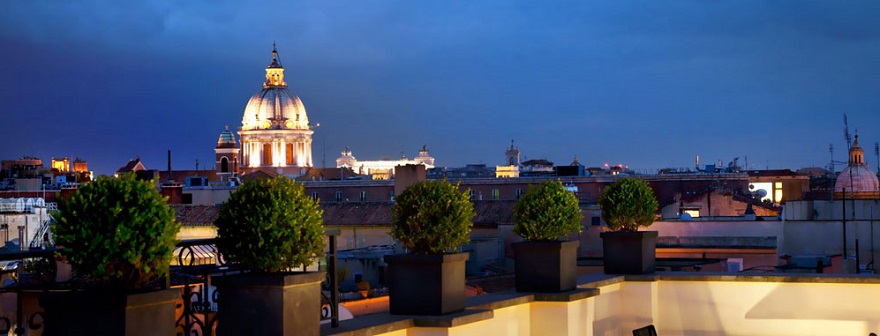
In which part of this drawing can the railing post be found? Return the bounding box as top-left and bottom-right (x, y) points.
(328, 230), (339, 328)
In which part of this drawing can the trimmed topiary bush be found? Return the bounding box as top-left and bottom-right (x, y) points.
(390, 180), (475, 254)
(53, 173), (180, 290)
(215, 176), (325, 273)
(513, 180), (583, 241)
(597, 178), (659, 231)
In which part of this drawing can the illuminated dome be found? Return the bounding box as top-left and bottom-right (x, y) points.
(834, 134), (879, 198)
(240, 46), (309, 131)
(237, 44), (315, 173)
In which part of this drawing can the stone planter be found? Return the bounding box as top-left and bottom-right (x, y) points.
(40, 288), (179, 336)
(213, 271), (325, 336)
(600, 231), (658, 274)
(513, 240), (579, 293)
(384, 252), (468, 315)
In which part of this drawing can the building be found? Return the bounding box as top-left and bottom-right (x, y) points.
(335, 146), (435, 180)
(238, 45), (316, 176)
(214, 126), (240, 179)
(496, 140), (521, 178)
(834, 134), (879, 199)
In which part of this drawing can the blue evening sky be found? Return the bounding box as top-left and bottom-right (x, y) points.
(2, 1), (879, 175)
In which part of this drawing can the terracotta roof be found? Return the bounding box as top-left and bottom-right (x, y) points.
(322, 201), (514, 228)
(472, 201), (514, 227)
(295, 167), (361, 181)
(170, 205), (220, 227)
(171, 201), (515, 228)
(322, 203), (393, 226)
(240, 169), (277, 182)
(116, 157), (144, 174)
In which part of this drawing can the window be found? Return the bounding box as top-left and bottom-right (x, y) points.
(220, 157), (229, 172)
(335, 191), (343, 202)
(591, 217), (601, 226)
(262, 144), (272, 165)
(312, 192), (319, 202)
(286, 144), (294, 165)
(469, 190), (475, 201)
(359, 191), (366, 203)
(515, 188), (524, 200)
(491, 189), (499, 200)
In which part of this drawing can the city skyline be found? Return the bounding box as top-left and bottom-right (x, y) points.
(2, 1), (880, 175)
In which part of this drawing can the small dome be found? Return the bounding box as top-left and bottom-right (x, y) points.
(217, 127), (237, 148)
(835, 165), (879, 194)
(834, 134), (879, 195)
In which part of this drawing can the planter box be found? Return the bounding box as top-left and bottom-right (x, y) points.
(600, 231), (658, 274)
(384, 252), (468, 315)
(40, 288), (179, 336)
(213, 271), (325, 336)
(513, 240), (579, 293)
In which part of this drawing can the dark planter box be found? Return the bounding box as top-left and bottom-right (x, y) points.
(384, 252), (468, 315)
(513, 240), (579, 293)
(213, 271), (325, 336)
(40, 288), (179, 336)
(600, 231), (658, 274)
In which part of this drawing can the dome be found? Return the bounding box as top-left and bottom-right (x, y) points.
(834, 134), (879, 196)
(835, 165), (879, 194)
(217, 126), (237, 148)
(240, 88), (309, 130)
(240, 45), (310, 131)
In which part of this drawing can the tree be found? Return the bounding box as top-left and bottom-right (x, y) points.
(53, 173), (180, 290)
(215, 176), (325, 273)
(597, 178), (658, 231)
(513, 180), (583, 241)
(391, 180), (475, 254)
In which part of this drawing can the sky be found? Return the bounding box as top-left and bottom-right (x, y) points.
(2, 1), (880, 176)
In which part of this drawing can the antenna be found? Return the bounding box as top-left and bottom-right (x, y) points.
(829, 143), (834, 174)
(875, 142), (879, 173)
(844, 113), (852, 149)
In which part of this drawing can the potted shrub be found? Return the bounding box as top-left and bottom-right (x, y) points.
(385, 180), (475, 315)
(597, 178), (660, 274)
(213, 176), (325, 336)
(45, 173), (181, 336)
(512, 180), (583, 292)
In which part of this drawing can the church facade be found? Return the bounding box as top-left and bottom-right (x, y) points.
(223, 45), (315, 176)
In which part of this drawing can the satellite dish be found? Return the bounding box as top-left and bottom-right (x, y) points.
(756, 189), (768, 198)
(748, 184), (756, 190)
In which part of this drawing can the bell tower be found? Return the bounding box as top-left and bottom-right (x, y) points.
(505, 139), (520, 166)
(215, 126), (240, 175)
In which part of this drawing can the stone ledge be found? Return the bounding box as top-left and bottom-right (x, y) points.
(321, 309), (493, 335)
(412, 309), (493, 328)
(622, 272), (880, 284)
(534, 288), (599, 302)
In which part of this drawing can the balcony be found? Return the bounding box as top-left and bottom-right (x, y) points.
(322, 273), (880, 336)
(3, 236), (880, 335)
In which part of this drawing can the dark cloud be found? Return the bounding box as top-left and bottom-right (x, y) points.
(1, 1), (879, 174)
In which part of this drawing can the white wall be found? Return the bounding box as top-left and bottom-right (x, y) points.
(364, 276), (880, 336)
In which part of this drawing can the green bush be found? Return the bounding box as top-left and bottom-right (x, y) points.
(513, 180), (583, 241)
(597, 178), (659, 231)
(53, 173), (180, 290)
(215, 176), (325, 273)
(391, 180), (475, 254)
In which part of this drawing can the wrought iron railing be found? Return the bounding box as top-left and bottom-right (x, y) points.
(0, 229), (341, 336)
